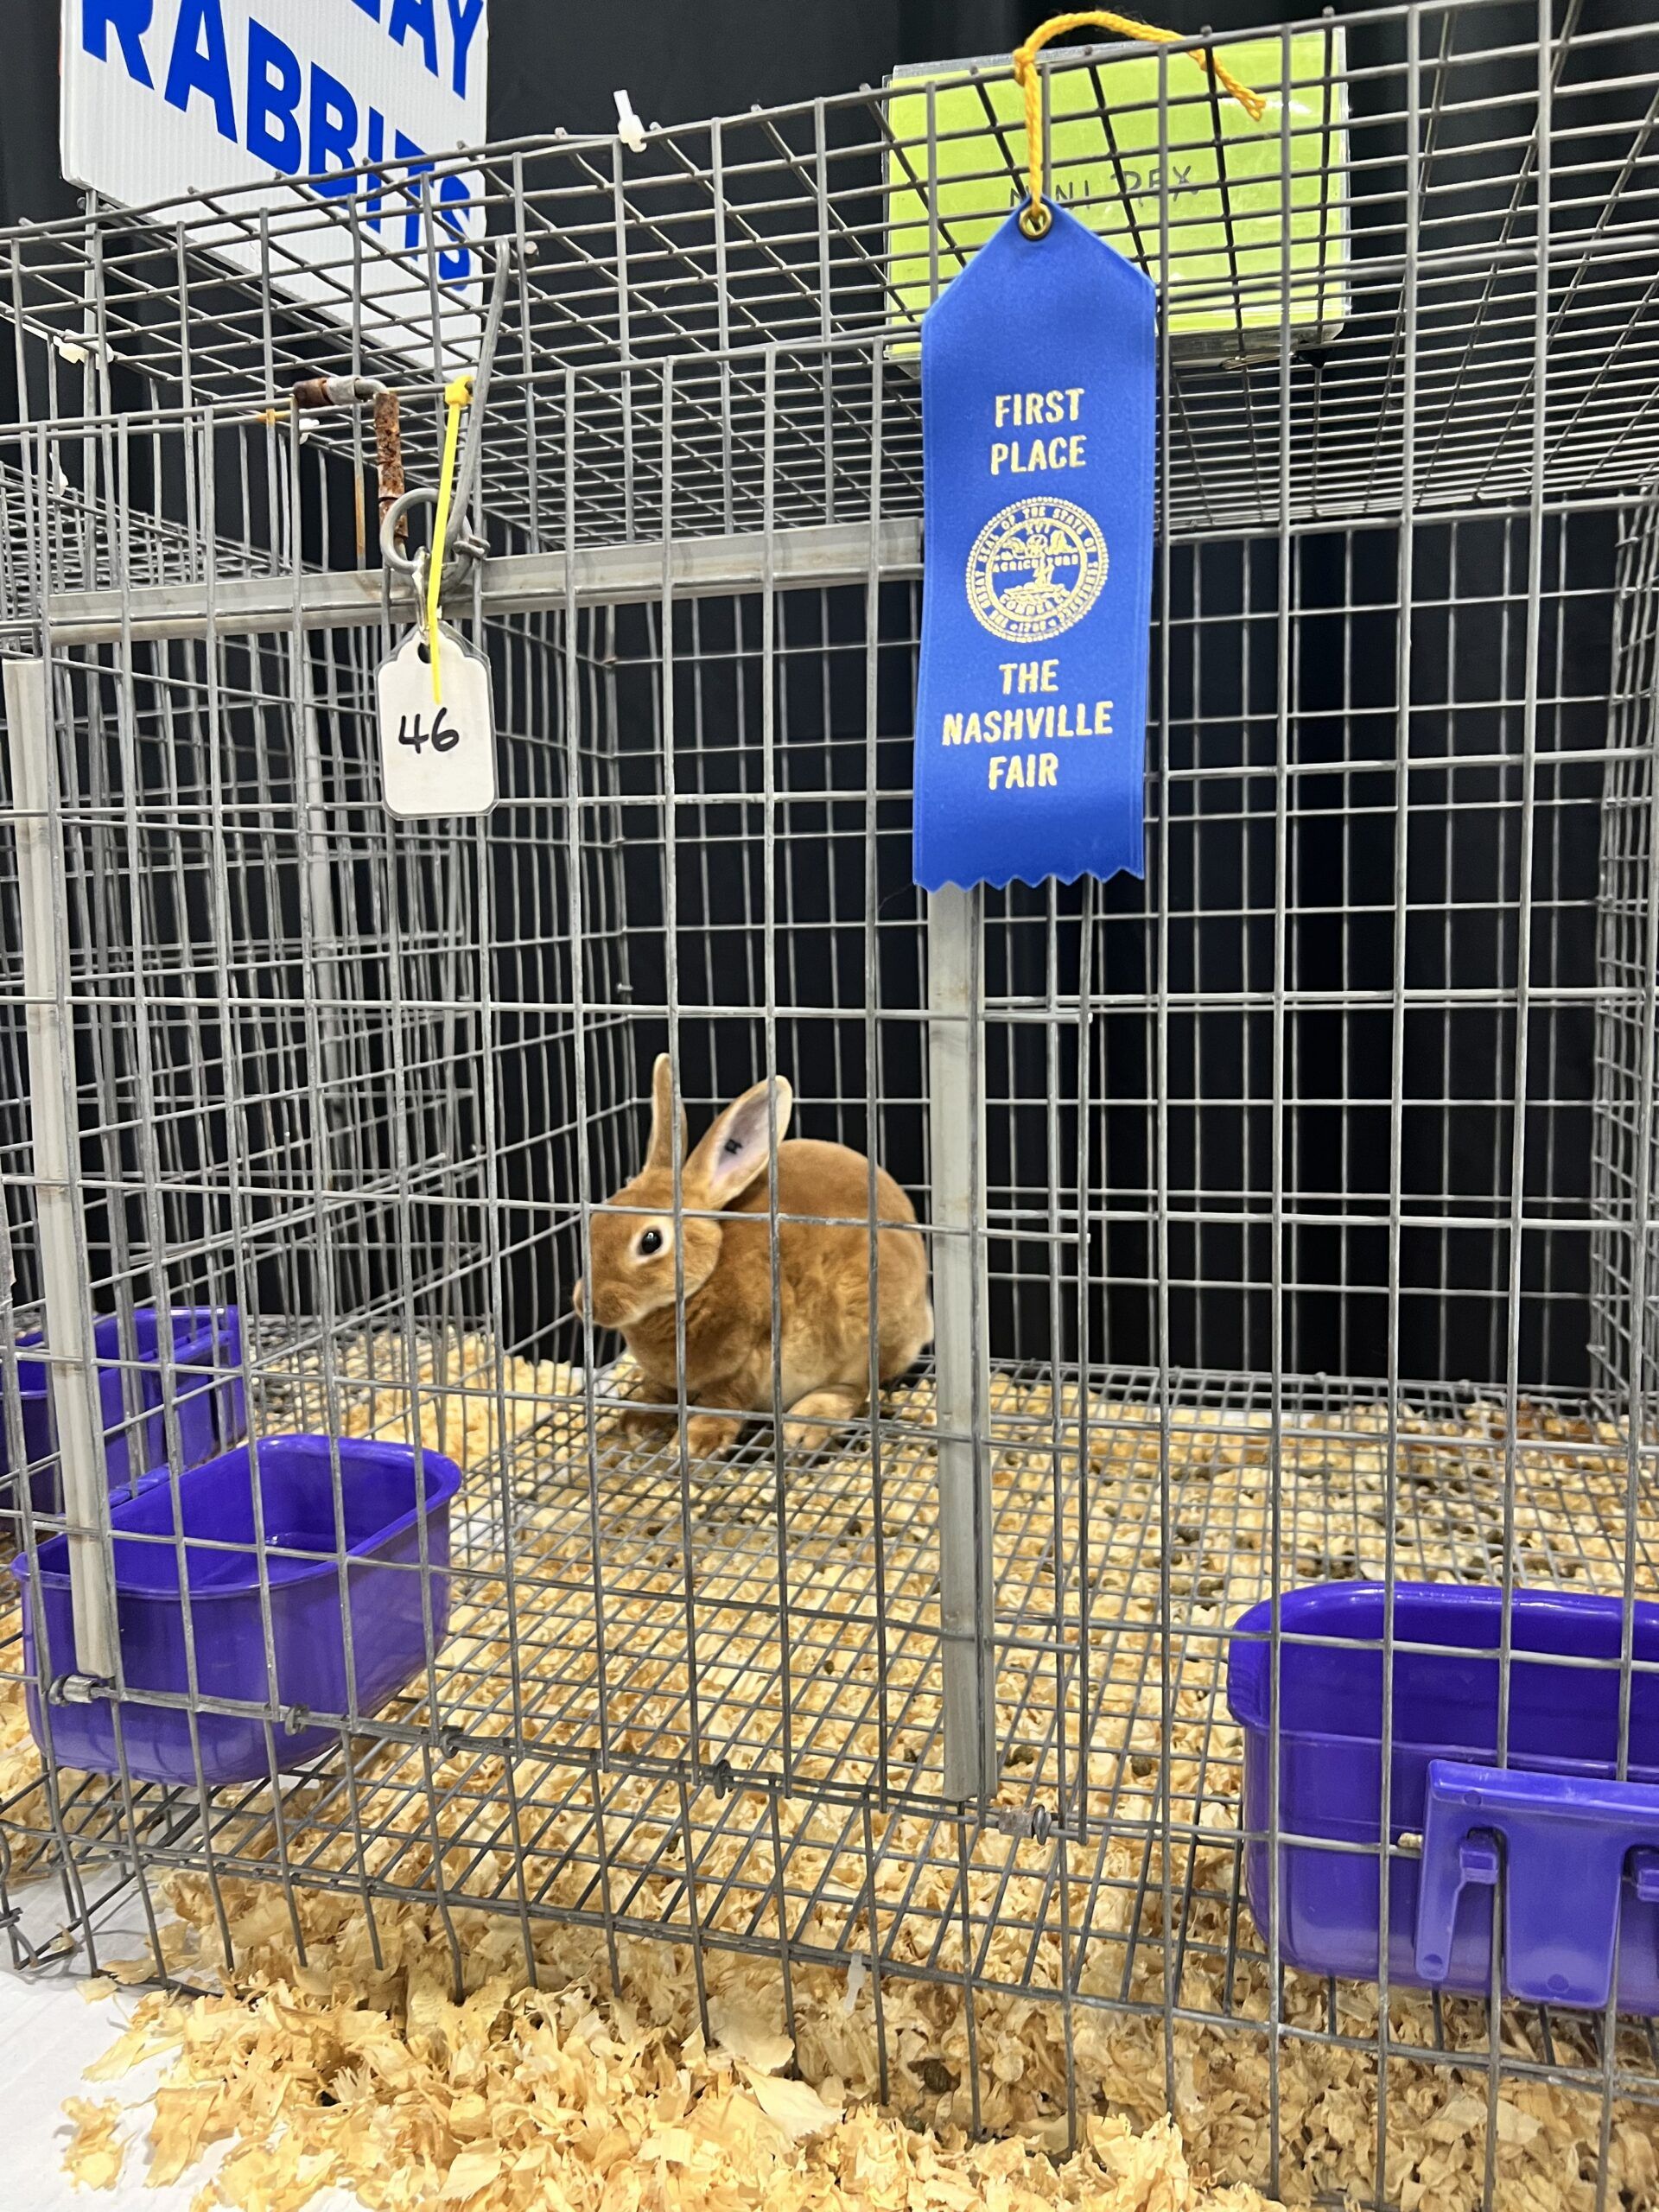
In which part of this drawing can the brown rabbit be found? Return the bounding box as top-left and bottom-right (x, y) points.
(573, 1057), (932, 1456)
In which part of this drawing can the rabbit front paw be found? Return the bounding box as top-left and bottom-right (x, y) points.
(620, 1403), (677, 1445)
(782, 1385), (866, 1450)
(685, 1412), (744, 1459)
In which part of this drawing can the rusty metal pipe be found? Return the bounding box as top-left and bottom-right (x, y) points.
(372, 390), (406, 543)
(290, 373), (407, 548)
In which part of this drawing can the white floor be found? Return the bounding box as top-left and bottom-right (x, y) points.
(3, 1878), (362, 2210)
(3, 1883), (198, 2212)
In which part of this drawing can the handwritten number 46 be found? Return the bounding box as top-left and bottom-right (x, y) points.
(397, 709), (461, 754)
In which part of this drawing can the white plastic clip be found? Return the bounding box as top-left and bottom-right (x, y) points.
(613, 88), (648, 154)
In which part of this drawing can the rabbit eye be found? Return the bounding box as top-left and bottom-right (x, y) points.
(638, 1228), (664, 1256)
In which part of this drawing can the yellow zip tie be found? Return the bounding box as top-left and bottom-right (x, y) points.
(425, 371), (474, 703)
(1013, 12), (1265, 238)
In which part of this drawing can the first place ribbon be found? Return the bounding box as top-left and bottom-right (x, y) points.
(910, 15), (1261, 893)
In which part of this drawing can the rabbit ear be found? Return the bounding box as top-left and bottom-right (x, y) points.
(688, 1075), (793, 1208)
(645, 1054), (687, 1173)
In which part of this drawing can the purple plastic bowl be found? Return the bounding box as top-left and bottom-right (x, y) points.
(0, 1306), (245, 1516)
(10, 1433), (461, 1787)
(1226, 1581), (1659, 2010)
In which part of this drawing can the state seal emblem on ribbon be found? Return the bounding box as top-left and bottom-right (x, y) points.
(965, 497), (1109, 645)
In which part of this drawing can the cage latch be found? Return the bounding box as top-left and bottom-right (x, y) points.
(52, 1671), (112, 1706)
(989, 1802), (1057, 1843)
(1415, 1758), (1659, 2010)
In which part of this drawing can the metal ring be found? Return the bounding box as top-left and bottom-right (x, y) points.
(1020, 200), (1053, 240)
(381, 487), (434, 577)
(380, 486), (436, 576)
(379, 487), (484, 594)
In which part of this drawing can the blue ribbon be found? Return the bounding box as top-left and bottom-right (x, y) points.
(912, 202), (1156, 893)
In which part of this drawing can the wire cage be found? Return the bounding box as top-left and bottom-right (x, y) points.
(3, 3), (1659, 2204)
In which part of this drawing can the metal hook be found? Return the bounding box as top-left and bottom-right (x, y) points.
(378, 239), (524, 594)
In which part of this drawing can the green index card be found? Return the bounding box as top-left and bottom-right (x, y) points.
(885, 30), (1349, 361)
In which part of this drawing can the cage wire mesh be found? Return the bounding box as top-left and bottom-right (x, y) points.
(2, 3), (1659, 2204)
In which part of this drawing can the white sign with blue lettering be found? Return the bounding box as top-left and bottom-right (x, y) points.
(60, 0), (488, 365)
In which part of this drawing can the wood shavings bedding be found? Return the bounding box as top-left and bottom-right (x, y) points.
(61, 1962), (1274, 2212)
(6, 1338), (1659, 2209)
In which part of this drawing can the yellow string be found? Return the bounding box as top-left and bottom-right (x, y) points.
(425, 372), (474, 704)
(1013, 12), (1265, 235)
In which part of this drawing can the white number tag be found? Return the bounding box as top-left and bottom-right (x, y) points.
(377, 624), (498, 818)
